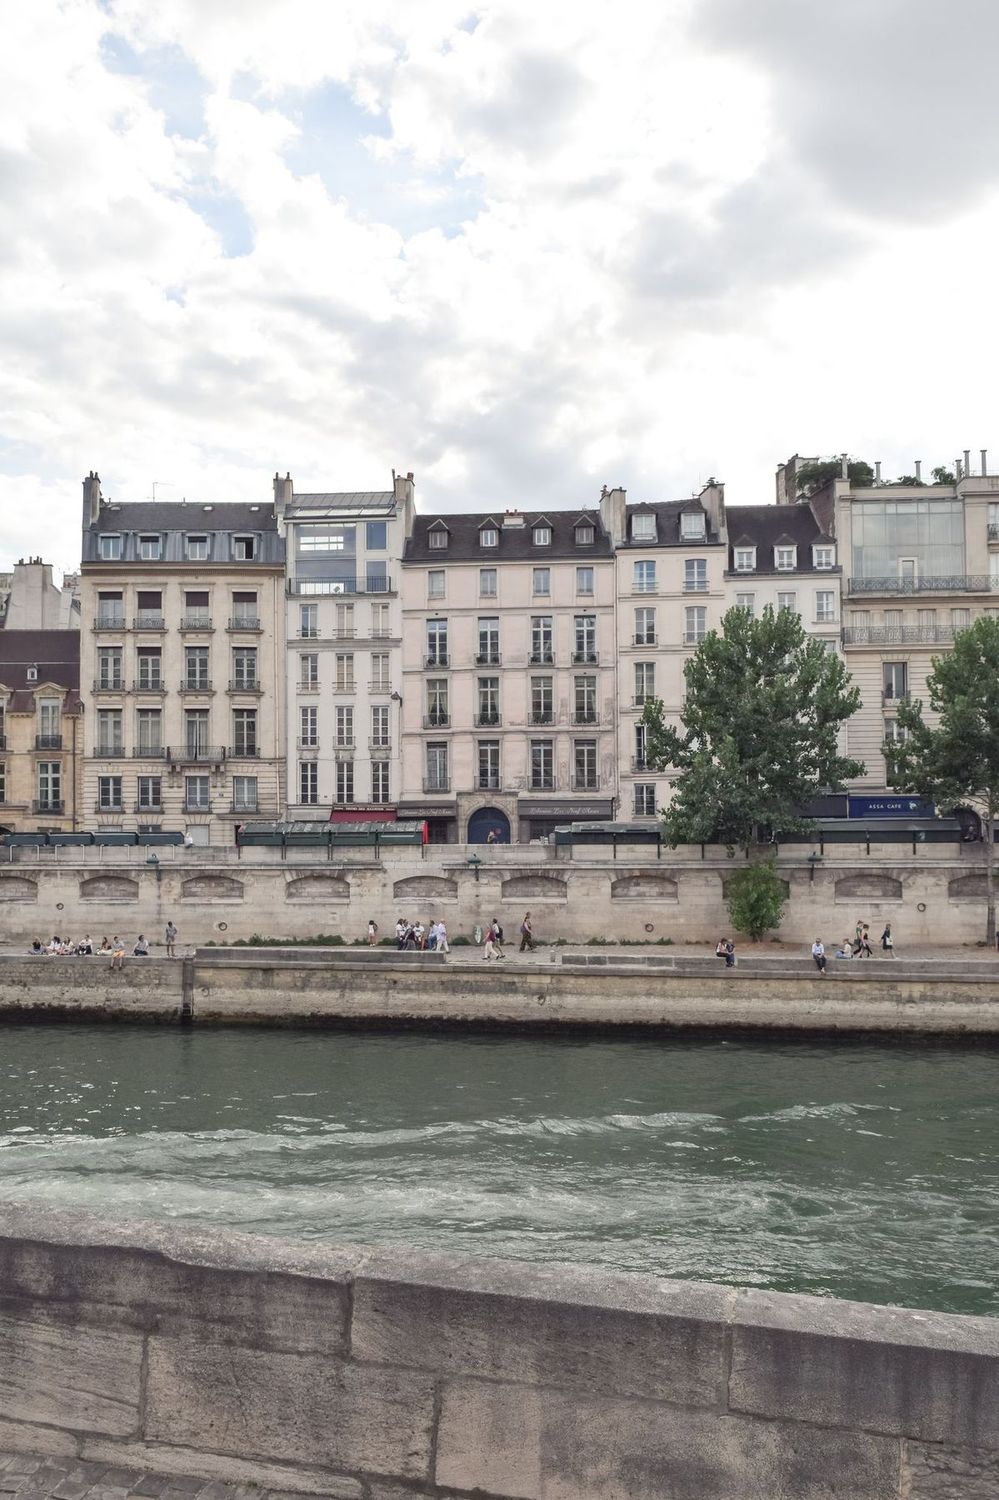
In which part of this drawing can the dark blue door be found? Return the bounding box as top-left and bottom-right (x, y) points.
(467, 808), (511, 843)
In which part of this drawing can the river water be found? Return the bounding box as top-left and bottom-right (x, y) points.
(0, 1023), (996, 1315)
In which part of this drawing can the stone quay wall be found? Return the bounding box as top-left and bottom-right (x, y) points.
(0, 836), (996, 948)
(0, 1206), (996, 1499)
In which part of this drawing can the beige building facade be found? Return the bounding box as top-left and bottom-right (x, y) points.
(79, 472), (286, 843)
(0, 631), (82, 832)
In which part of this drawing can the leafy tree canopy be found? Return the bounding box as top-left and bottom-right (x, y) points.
(726, 860), (786, 941)
(642, 605), (863, 850)
(894, 474), (924, 486)
(794, 457), (874, 496)
(932, 465), (956, 485)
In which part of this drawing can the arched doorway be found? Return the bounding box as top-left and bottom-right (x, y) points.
(467, 807), (511, 844)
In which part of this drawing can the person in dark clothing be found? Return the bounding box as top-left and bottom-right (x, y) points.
(519, 912), (536, 952)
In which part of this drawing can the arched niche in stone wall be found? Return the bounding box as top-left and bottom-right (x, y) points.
(79, 876), (139, 902)
(948, 874), (988, 901)
(0, 876), (37, 902)
(611, 875), (678, 902)
(834, 874), (902, 902)
(286, 875), (350, 902)
(180, 875), (244, 903)
(392, 875), (458, 901)
(501, 875), (567, 901)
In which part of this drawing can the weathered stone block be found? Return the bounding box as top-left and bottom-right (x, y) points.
(352, 1252), (729, 1405)
(145, 1337), (434, 1478)
(435, 1378), (900, 1499)
(0, 1306), (142, 1436)
(80, 1441), (363, 1497)
(906, 1440), (999, 1499)
(730, 1289), (999, 1446)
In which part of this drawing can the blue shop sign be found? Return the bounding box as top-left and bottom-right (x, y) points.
(847, 795), (936, 819)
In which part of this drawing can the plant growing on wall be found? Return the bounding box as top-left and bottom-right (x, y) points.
(726, 860), (786, 941)
(886, 616), (999, 946)
(794, 457), (874, 496)
(641, 606), (863, 852)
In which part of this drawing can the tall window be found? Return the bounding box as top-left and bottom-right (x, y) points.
(232, 648), (257, 688)
(233, 776), (258, 812)
(184, 590), (210, 627)
(185, 646), (210, 689)
(0, 762), (6, 803)
(574, 675), (597, 723)
(530, 740), (554, 790)
(684, 559), (707, 592)
(479, 568), (497, 598)
(684, 606), (706, 644)
(137, 648), (161, 689)
(300, 604), (318, 638)
(232, 590), (258, 625)
(37, 763), (61, 809)
(530, 616), (553, 664)
(96, 708), (122, 755)
(576, 566), (594, 595)
(426, 679), (449, 726)
(634, 607), (656, 646)
(97, 591), (124, 627)
(137, 776), (161, 811)
(427, 619), (448, 665)
(97, 775), (122, 811)
(735, 593), (755, 617)
(371, 705), (389, 747)
(477, 678), (500, 725)
(952, 608), (971, 631)
(425, 743), (448, 791)
(532, 567), (550, 596)
(366, 520), (387, 550)
(136, 590), (162, 626)
(300, 653), (319, 688)
(573, 614), (596, 663)
(300, 705), (318, 746)
(371, 762), (390, 804)
(427, 570), (446, 600)
(371, 603), (390, 638)
(335, 706), (354, 747)
(815, 591), (836, 623)
(573, 741), (598, 790)
(38, 699), (61, 746)
(300, 761), (319, 804)
(136, 709), (162, 754)
(634, 723), (648, 769)
(370, 653), (390, 690)
(478, 741), (500, 790)
(336, 760), (354, 803)
(634, 662), (655, 704)
(883, 662), (908, 701)
(335, 654), (354, 692)
(531, 677), (553, 724)
(232, 709), (257, 756)
(335, 601), (354, 638)
(634, 784), (657, 817)
(633, 560), (657, 593)
(477, 617), (500, 665)
(185, 710), (209, 755)
(97, 646), (123, 689)
(184, 775), (210, 810)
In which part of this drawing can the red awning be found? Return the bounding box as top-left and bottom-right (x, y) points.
(328, 808), (398, 824)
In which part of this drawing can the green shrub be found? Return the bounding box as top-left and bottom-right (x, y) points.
(726, 861), (786, 941)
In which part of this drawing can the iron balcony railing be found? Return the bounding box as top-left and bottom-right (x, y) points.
(180, 679), (213, 692)
(229, 745), (260, 758)
(631, 756), (649, 771)
(94, 746), (125, 758)
(475, 652), (502, 666)
(571, 650), (599, 665)
(180, 615), (213, 631)
(132, 678), (164, 692)
(474, 712), (501, 727)
(848, 575), (994, 594)
(228, 616), (261, 631)
(422, 777), (450, 793)
(228, 678), (260, 692)
(288, 576), (392, 596)
(183, 801), (212, 814)
(35, 735), (63, 750)
(572, 712), (599, 725)
(132, 746), (166, 758)
(169, 745), (226, 764)
(134, 802), (163, 814)
(133, 613), (165, 630)
(94, 613), (125, 630)
(529, 711), (554, 725)
(843, 627), (955, 646)
(94, 801), (124, 814)
(989, 524), (999, 540)
(33, 800), (64, 814)
(633, 634), (657, 647)
(424, 653), (449, 668)
(529, 650), (555, 665)
(423, 714), (450, 729)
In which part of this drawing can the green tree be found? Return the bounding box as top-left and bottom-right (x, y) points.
(726, 860), (786, 941)
(794, 457), (874, 497)
(894, 474), (924, 486)
(642, 606), (863, 850)
(886, 616), (999, 945)
(932, 466), (956, 485)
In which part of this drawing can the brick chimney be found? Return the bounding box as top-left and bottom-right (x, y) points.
(82, 471), (102, 527)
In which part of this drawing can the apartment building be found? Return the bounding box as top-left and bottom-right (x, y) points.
(79, 472), (285, 842)
(603, 482), (728, 823)
(279, 472), (410, 820)
(399, 508), (617, 842)
(0, 558), (80, 630)
(725, 501), (840, 642)
(0, 631), (82, 831)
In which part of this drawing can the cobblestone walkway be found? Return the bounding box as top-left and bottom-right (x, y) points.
(0, 1454), (288, 1500)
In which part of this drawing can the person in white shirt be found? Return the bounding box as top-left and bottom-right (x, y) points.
(811, 939), (827, 976)
(436, 919), (450, 955)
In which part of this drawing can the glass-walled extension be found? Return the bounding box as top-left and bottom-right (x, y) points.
(850, 498), (968, 590)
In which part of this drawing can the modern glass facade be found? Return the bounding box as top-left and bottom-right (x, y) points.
(851, 500), (965, 581)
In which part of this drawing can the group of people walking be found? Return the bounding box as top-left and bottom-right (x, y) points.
(390, 917), (450, 952)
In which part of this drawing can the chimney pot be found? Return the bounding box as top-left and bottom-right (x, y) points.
(964, 449), (971, 476)
(875, 461), (882, 483)
(914, 461), (922, 481)
(840, 453), (849, 480)
(982, 449), (988, 476)
(955, 458), (963, 480)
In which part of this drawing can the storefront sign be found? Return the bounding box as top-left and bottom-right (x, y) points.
(517, 800), (614, 819)
(847, 795), (936, 819)
(397, 803), (456, 821)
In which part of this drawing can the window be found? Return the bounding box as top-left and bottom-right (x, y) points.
(531, 677), (553, 724)
(634, 784), (657, 817)
(532, 567), (551, 596)
(97, 647), (123, 689)
(300, 604), (318, 638)
(634, 662), (656, 704)
(734, 547), (756, 572)
(335, 654), (354, 692)
(300, 706), (318, 747)
(300, 761), (319, 805)
(775, 546), (797, 571)
(184, 710), (209, 756)
(479, 527), (498, 548)
(815, 591), (836, 623)
(137, 776), (161, 811)
(952, 608), (971, 631)
(684, 606), (706, 644)
(0, 761), (4, 804)
(334, 601), (354, 638)
(477, 617), (500, 664)
(427, 570), (446, 600)
(138, 535), (161, 561)
(478, 741), (500, 790)
(479, 568), (497, 598)
(684, 559), (707, 592)
(300, 653), (319, 688)
(634, 723), (647, 769)
(573, 740), (598, 790)
(185, 775), (210, 811)
(633, 560), (657, 593)
(631, 513), (656, 541)
(813, 545), (835, 570)
(533, 525), (551, 546)
(884, 719), (908, 746)
(97, 775), (122, 811)
(576, 566), (594, 595)
(371, 705), (389, 747)
(371, 762), (390, 804)
(735, 593), (755, 617)
(573, 614), (597, 663)
(530, 616), (553, 664)
(233, 776), (258, 812)
(426, 679), (449, 726)
(233, 536), (255, 561)
(370, 653), (390, 690)
(97, 591), (124, 627)
(335, 705), (354, 748)
(366, 521), (387, 551)
(477, 678), (500, 725)
(37, 762), (61, 809)
(298, 524), (354, 555)
(425, 743), (449, 791)
(232, 709), (257, 756)
(98, 534), (121, 561)
(133, 648), (160, 690)
(530, 739), (554, 790)
(427, 619), (448, 665)
(232, 591), (258, 626)
(681, 510), (706, 540)
(852, 498), (965, 581)
(371, 603), (390, 638)
(184, 590), (210, 627)
(136, 589), (163, 627)
(336, 760), (354, 804)
(231, 648), (257, 689)
(575, 524), (594, 546)
(366, 564), (390, 599)
(883, 662), (908, 701)
(96, 708), (122, 755)
(777, 592), (797, 614)
(185, 646), (210, 689)
(428, 528), (448, 550)
(634, 607), (656, 645)
(186, 535), (209, 561)
(38, 699), (60, 745)
(574, 675), (597, 723)
(989, 502), (999, 535)
(136, 709), (162, 754)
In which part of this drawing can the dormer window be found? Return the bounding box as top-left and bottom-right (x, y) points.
(575, 524), (595, 546)
(98, 534), (121, 561)
(813, 544), (835, 570)
(233, 536), (255, 561)
(138, 535), (161, 561)
(631, 513), (656, 541)
(479, 527), (498, 548)
(428, 527), (448, 550)
(734, 547), (756, 572)
(26, 665), (37, 683)
(680, 511), (706, 540)
(533, 525), (552, 546)
(775, 545), (797, 571)
(186, 535), (209, 561)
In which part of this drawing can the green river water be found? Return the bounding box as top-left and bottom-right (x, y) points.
(0, 1022), (996, 1315)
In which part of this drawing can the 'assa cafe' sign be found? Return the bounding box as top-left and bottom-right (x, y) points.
(847, 795), (936, 819)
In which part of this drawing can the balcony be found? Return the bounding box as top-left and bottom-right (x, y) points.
(179, 680), (213, 694)
(93, 679), (124, 694)
(288, 576), (393, 596)
(333, 629), (356, 640)
(332, 681), (356, 695)
(529, 711), (554, 725)
(298, 628), (319, 640)
(94, 746), (125, 758)
(132, 746), (166, 758)
(228, 616), (262, 632)
(475, 653), (501, 666)
(424, 654), (449, 668)
(842, 626), (955, 646)
(132, 678), (165, 693)
(228, 678), (261, 693)
(228, 744), (260, 758)
(423, 714), (450, 729)
(168, 745), (226, 765)
(133, 613), (165, 631)
(633, 635), (657, 647)
(422, 778), (451, 793)
(94, 802), (124, 814)
(572, 713), (599, 726)
(848, 575), (993, 595)
(299, 679), (320, 693)
(93, 614), (125, 631)
(183, 801), (212, 814)
(529, 650), (554, 665)
(35, 735), (63, 751)
(571, 650), (599, 665)
(368, 681), (392, 694)
(369, 738), (391, 753)
(474, 713), (502, 728)
(882, 691), (910, 705)
(134, 802), (163, 814)
(231, 801), (259, 815)
(180, 615), (213, 632)
(572, 777), (600, 791)
(33, 800), (64, 814)
(989, 525), (999, 541)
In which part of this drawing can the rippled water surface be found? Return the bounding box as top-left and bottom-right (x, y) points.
(0, 1023), (996, 1314)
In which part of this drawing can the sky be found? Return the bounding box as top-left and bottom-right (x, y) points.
(3, 0), (999, 576)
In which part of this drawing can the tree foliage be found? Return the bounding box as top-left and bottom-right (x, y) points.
(931, 466), (956, 485)
(887, 616), (999, 945)
(794, 457), (874, 496)
(726, 860), (786, 941)
(642, 606), (863, 850)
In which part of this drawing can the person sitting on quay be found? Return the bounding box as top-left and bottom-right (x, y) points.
(133, 935), (149, 957)
(99, 936), (112, 954)
(109, 936), (126, 972)
(835, 938), (854, 959)
(76, 935), (94, 956)
(46, 935), (60, 955)
(811, 938), (827, 976)
(28, 939), (44, 957)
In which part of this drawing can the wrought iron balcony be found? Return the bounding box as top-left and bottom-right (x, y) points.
(683, 633), (706, 645)
(368, 681), (392, 693)
(989, 525), (999, 540)
(848, 575), (993, 595)
(231, 801), (259, 814)
(94, 801), (124, 814)
(843, 627), (954, 646)
(424, 653), (449, 668)
(297, 737), (320, 750)
(134, 802), (163, 814)
(93, 613), (125, 631)
(632, 634), (657, 647)
(132, 678), (165, 692)
(228, 744), (260, 759)
(572, 712), (599, 725)
(571, 650), (599, 665)
(228, 678), (260, 693)
(288, 576), (393, 596)
(179, 679), (213, 693)
(168, 745), (226, 764)
(132, 746), (166, 758)
(631, 756), (649, 771)
(529, 711), (554, 725)
(33, 800), (64, 814)
(35, 735), (63, 751)
(93, 679), (124, 693)
(474, 712), (502, 727)
(228, 616), (261, 631)
(423, 714), (450, 729)
(133, 613), (165, 630)
(180, 614), (213, 632)
(475, 652), (502, 666)
(94, 746), (125, 758)
(183, 801), (212, 814)
(529, 650), (554, 665)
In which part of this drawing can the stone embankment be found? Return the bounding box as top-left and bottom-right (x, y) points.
(0, 1205), (996, 1498)
(0, 948), (998, 1036)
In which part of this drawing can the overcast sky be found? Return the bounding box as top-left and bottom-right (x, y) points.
(3, 0), (999, 575)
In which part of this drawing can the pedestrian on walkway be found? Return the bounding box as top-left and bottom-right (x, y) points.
(436, 918), (450, 955)
(367, 918), (378, 946)
(811, 938), (827, 976)
(723, 938), (736, 968)
(519, 911), (536, 952)
(491, 917), (506, 959)
(880, 922), (894, 956)
(483, 922), (497, 961)
(164, 921), (178, 959)
(860, 924), (874, 958)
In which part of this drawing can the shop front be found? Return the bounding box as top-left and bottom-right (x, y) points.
(516, 798), (615, 843)
(396, 802), (458, 844)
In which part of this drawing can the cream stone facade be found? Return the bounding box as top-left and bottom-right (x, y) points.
(0, 630), (82, 831)
(279, 472), (411, 820)
(79, 472), (286, 843)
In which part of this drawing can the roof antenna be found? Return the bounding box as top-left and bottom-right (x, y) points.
(149, 481), (175, 502)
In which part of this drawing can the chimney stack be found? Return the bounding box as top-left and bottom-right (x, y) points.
(272, 471), (293, 517)
(840, 453), (849, 480)
(914, 461), (922, 482)
(82, 471), (102, 527)
(392, 468), (416, 537)
(955, 458), (963, 480)
(964, 449), (971, 478)
(599, 486), (627, 544)
(875, 461), (882, 483)
(982, 449), (989, 477)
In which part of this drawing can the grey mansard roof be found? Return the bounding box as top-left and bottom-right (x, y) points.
(287, 492), (396, 513)
(618, 500), (725, 548)
(404, 510), (612, 564)
(82, 500), (284, 566)
(724, 503), (836, 575)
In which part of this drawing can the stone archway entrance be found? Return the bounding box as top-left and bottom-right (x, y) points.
(467, 807), (511, 844)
